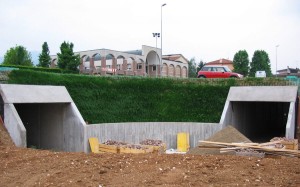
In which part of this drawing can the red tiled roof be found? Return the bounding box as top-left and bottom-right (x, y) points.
(206, 58), (233, 65)
(162, 54), (189, 64)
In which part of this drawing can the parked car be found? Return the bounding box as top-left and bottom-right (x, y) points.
(197, 65), (243, 78)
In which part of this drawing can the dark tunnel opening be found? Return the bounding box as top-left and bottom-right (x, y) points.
(14, 103), (65, 150)
(231, 101), (290, 142)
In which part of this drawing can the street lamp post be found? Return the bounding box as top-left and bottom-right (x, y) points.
(153, 33), (160, 77)
(276, 45), (279, 76)
(161, 3), (166, 77)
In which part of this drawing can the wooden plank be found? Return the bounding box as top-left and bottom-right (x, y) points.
(281, 140), (298, 150)
(99, 144), (118, 151)
(99, 147), (119, 153)
(89, 137), (100, 153)
(200, 140), (300, 157)
(119, 146), (153, 154)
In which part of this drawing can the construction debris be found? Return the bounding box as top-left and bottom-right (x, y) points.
(89, 137), (166, 154)
(270, 137), (298, 150)
(199, 140), (300, 158)
(235, 148), (265, 158)
(187, 126), (251, 155)
(140, 139), (167, 153)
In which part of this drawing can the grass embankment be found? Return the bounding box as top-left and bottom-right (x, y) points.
(8, 70), (233, 124)
(8, 70), (291, 124)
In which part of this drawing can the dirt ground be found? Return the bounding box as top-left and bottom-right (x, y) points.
(1, 124), (299, 187)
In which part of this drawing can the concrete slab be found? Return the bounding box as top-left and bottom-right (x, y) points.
(0, 84), (73, 103)
(227, 86), (298, 102)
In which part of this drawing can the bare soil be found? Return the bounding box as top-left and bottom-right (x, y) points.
(0, 123), (299, 187)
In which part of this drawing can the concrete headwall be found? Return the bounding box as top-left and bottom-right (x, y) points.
(85, 122), (222, 152)
(0, 84), (73, 103)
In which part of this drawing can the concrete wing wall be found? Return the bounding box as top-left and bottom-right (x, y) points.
(85, 122), (222, 152)
(286, 102), (296, 139)
(4, 104), (26, 147)
(63, 103), (87, 152)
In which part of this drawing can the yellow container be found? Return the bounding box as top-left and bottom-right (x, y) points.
(177, 133), (190, 152)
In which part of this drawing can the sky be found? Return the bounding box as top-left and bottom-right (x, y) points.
(1, 0), (300, 73)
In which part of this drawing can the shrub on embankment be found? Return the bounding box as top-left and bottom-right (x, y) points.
(7, 70), (291, 124)
(0, 64), (77, 74)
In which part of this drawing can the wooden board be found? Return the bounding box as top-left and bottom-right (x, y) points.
(200, 140), (300, 158)
(99, 144), (119, 153)
(152, 143), (167, 153)
(89, 137), (100, 153)
(282, 139), (298, 150)
(119, 146), (153, 154)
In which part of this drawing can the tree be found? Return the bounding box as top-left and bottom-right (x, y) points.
(249, 50), (272, 77)
(38, 42), (51, 67)
(188, 57), (197, 78)
(233, 50), (249, 77)
(2, 45), (33, 66)
(196, 60), (205, 72)
(57, 41), (80, 71)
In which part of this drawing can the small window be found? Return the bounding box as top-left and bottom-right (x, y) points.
(153, 66), (157, 71)
(137, 64), (142, 70)
(202, 67), (209, 71)
(127, 64), (131, 70)
(117, 64), (121, 70)
(216, 67), (224, 72)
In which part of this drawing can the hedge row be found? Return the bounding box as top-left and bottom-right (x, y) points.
(0, 65), (78, 74)
(8, 70), (292, 124)
(8, 70), (233, 124)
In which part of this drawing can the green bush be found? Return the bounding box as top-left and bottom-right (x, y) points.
(0, 65), (78, 74)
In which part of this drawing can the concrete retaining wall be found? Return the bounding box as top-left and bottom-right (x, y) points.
(84, 122), (222, 152)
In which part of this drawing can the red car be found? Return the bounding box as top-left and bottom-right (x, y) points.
(197, 65), (243, 78)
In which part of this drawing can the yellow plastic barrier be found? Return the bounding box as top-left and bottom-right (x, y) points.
(177, 133), (190, 152)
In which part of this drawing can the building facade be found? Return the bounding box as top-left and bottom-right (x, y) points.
(50, 45), (188, 78)
(277, 66), (300, 77)
(205, 58), (234, 71)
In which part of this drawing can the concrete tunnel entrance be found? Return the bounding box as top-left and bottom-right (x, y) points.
(1, 84), (86, 152)
(220, 86), (298, 142)
(14, 103), (66, 150)
(230, 101), (290, 142)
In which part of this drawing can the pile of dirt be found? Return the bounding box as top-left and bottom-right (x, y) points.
(0, 119), (14, 147)
(188, 125), (251, 155)
(0, 124), (299, 186)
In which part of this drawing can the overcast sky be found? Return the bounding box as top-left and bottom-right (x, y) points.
(1, 0), (299, 73)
